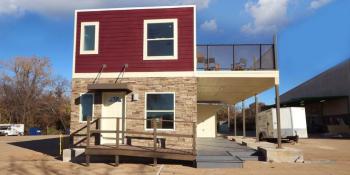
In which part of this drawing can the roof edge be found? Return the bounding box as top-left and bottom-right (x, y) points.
(76, 5), (196, 13)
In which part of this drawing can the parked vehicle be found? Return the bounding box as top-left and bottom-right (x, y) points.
(0, 124), (24, 136)
(256, 107), (308, 142)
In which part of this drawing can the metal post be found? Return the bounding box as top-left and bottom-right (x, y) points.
(273, 33), (282, 149)
(275, 85), (282, 148)
(234, 104), (237, 136)
(255, 95), (259, 142)
(227, 105), (231, 129)
(242, 101), (246, 138)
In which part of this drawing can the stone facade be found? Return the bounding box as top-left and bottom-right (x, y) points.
(70, 77), (197, 149)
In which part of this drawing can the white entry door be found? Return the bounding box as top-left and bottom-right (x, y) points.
(101, 92), (125, 145)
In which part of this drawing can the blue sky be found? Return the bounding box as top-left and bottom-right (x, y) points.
(0, 0), (349, 105)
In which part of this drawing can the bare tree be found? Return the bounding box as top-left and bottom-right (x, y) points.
(0, 57), (70, 134)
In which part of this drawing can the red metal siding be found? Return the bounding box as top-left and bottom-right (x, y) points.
(75, 7), (194, 73)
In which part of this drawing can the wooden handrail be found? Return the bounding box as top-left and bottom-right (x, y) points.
(89, 130), (194, 138)
(96, 117), (195, 124)
(82, 116), (197, 156)
(70, 118), (100, 136)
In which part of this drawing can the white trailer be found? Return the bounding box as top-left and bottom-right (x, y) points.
(0, 124), (24, 136)
(256, 107), (308, 142)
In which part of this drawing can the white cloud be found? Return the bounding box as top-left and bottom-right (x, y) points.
(200, 19), (218, 32)
(309, 0), (333, 10)
(241, 0), (289, 35)
(0, 0), (210, 18)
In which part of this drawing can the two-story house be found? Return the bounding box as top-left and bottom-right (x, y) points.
(69, 5), (279, 165)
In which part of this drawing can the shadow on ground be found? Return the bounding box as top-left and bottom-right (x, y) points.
(8, 136), (61, 159)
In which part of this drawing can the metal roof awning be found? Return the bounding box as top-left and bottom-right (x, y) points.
(87, 83), (132, 93)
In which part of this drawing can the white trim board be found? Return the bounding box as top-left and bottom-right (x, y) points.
(73, 71), (196, 78)
(72, 70), (279, 79)
(193, 5), (197, 73)
(75, 5), (195, 13)
(72, 11), (77, 79)
(195, 70), (279, 78)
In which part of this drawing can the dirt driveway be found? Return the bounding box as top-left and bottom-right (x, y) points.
(0, 136), (349, 175)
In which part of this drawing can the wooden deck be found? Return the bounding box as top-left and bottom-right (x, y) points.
(85, 144), (196, 161)
(82, 117), (197, 166)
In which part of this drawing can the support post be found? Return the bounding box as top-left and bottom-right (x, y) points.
(152, 119), (157, 166)
(255, 95), (259, 142)
(242, 101), (246, 138)
(275, 85), (282, 148)
(227, 105), (231, 129)
(86, 117), (91, 166)
(234, 104), (237, 136)
(116, 118), (119, 148)
(192, 122), (196, 155)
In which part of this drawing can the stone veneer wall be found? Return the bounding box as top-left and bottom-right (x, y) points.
(70, 77), (197, 149)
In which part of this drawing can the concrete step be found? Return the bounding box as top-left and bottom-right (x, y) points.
(196, 155), (243, 168)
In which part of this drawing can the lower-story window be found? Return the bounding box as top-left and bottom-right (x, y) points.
(80, 93), (94, 122)
(145, 92), (175, 129)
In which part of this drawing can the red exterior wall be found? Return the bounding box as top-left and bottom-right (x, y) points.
(75, 7), (194, 73)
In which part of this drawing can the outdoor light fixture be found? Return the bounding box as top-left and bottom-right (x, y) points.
(132, 93), (139, 101)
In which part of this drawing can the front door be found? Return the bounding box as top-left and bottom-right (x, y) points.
(101, 92), (125, 145)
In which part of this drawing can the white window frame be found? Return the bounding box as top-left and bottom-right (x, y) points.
(79, 93), (95, 123)
(80, 22), (99, 55)
(144, 92), (176, 131)
(143, 19), (178, 60)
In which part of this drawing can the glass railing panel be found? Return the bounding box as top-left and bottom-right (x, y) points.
(196, 44), (276, 71)
(233, 45), (260, 70)
(261, 44), (275, 70)
(197, 45), (208, 71)
(208, 46), (233, 71)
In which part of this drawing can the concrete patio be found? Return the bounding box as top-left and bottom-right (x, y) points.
(196, 137), (259, 168)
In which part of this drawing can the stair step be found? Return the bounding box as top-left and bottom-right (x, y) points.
(227, 150), (258, 157)
(196, 162), (243, 168)
(237, 156), (259, 161)
(197, 155), (242, 162)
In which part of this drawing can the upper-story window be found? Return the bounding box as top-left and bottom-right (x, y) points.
(143, 19), (178, 60)
(80, 22), (99, 55)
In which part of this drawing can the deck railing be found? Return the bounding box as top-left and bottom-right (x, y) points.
(197, 44), (276, 71)
(84, 117), (196, 166)
(85, 117), (196, 151)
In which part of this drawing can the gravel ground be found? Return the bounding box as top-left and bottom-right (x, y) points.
(0, 136), (349, 175)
